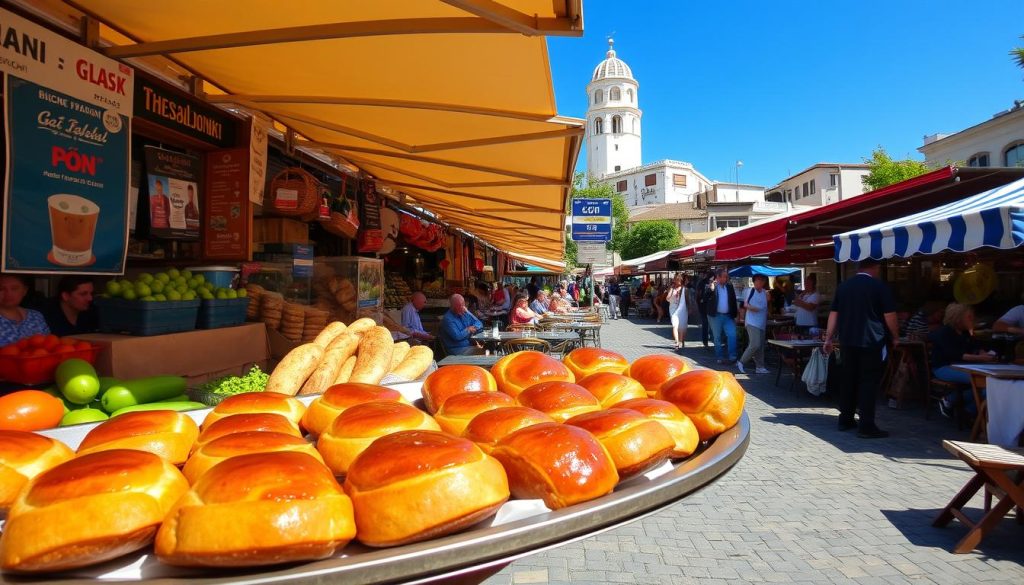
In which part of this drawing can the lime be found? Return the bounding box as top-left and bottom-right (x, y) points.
(195, 274), (206, 284)
(155, 272), (170, 283)
(122, 288), (137, 301)
(167, 268), (181, 279)
(166, 290), (182, 301)
(153, 293), (167, 301)
(226, 289), (238, 299)
(138, 273), (154, 284)
(237, 289), (248, 298)
(141, 295), (156, 301)
(182, 291), (196, 301)
(135, 283), (152, 297)
(150, 280), (165, 294)
(188, 277), (201, 290)
(215, 289), (228, 299)
(181, 270), (193, 280)
(200, 290), (214, 300)
(105, 280), (122, 296)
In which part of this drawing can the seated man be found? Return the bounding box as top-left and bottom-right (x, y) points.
(400, 291), (434, 344)
(440, 294), (485, 356)
(993, 298), (1024, 335)
(530, 291), (551, 317)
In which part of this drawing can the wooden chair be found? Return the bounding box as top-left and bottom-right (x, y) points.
(499, 338), (550, 355)
(508, 323), (537, 334)
(965, 373), (988, 443)
(922, 345), (966, 429)
(549, 337), (580, 359)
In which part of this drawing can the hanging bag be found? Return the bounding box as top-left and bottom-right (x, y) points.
(801, 348), (830, 396)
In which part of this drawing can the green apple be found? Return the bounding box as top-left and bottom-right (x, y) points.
(167, 268), (180, 279)
(155, 272), (170, 283)
(135, 283), (152, 297)
(237, 288), (248, 298)
(150, 280), (165, 294)
(105, 280), (122, 296)
(138, 273), (154, 284)
(122, 289), (137, 301)
(226, 289), (238, 299)
(195, 274), (206, 284)
(141, 295), (156, 301)
(182, 291), (196, 301)
(166, 290), (182, 301)
(181, 270), (193, 280)
(153, 293), (167, 301)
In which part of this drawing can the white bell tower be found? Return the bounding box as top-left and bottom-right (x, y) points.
(586, 39), (642, 179)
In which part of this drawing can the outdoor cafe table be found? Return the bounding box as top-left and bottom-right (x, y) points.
(437, 354), (501, 368)
(471, 330), (580, 352)
(951, 364), (1024, 446)
(766, 339), (823, 390)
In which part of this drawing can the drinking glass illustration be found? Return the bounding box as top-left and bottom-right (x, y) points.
(48, 194), (99, 266)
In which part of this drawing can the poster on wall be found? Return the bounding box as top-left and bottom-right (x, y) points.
(203, 148), (251, 260)
(144, 146), (201, 240)
(0, 7), (133, 274)
(357, 180), (383, 253)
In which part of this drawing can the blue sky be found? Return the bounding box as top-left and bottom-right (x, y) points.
(547, 0), (1024, 186)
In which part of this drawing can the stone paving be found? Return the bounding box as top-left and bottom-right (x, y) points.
(482, 316), (1024, 585)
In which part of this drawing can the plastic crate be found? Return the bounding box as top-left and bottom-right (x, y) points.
(95, 297), (200, 336)
(0, 342), (102, 385)
(196, 297), (249, 329)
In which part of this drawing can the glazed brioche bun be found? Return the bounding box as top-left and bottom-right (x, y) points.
(77, 411), (199, 465)
(317, 402), (440, 476)
(562, 347), (629, 380)
(344, 430), (509, 547)
(491, 423), (618, 509)
(421, 365), (498, 414)
(0, 431), (74, 512)
(515, 381), (601, 423)
(461, 406), (555, 454)
(612, 398), (700, 459)
(194, 412), (302, 451)
(626, 354), (691, 396)
(577, 372), (648, 408)
(564, 408), (675, 479)
(301, 383), (406, 438)
(156, 452), (356, 567)
(183, 431), (324, 484)
(657, 370), (745, 441)
(433, 391), (516, 436)
(490, 351), (575, 399)
(0, 449), (188, 572)
(202, 392), (306, 430)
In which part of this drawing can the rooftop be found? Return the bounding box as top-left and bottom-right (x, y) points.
(591, 38), (633, 82)
(628, 203), (708, 222)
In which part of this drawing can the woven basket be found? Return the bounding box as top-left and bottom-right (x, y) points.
(266, 168), (320, 217)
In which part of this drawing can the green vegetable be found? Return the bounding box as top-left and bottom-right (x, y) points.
(98, 377), (121, 395)
(60, 408), (109, 426)
(110, 401), (207, 417)
(56, 359), (100, 405)
(158, 394), (190, 403)
(99, 376), (188, 413)
(196, 366), (269, 396)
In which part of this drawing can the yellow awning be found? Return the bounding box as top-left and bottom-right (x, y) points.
(51, 0), (583, 263)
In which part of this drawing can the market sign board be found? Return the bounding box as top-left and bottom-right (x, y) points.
(576, 242), (607, 265)
(1, 7), (133, 274)
(571, 198), (611, 242)
(133, 72), (236, 148)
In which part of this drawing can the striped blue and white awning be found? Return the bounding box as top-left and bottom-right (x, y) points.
(833, 176), (1024, 262)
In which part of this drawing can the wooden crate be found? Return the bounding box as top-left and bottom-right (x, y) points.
(253, 217), (309, 244)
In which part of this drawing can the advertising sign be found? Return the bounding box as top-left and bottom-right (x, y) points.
(248, 112), (271, 204)
(144, 146), (201, 240)
(357, 180), (383, 253)
(203, 148), (251, 261)
(133, 72), (235, 147)
(576, 242), (607, 265)
(292, 244), (313, 278)
(571, 198), (612, 242)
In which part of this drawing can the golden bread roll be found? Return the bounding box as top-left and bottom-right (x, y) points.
(491, 423), (618, 509)
(202, 391), (306, 430)
(490, 351), (575, 399)
(156, 452), (355, 567)
(194, 412), (301, 451)
(576, 372), (648, 408)
(388, 345), (434, 381)
(388, 341), (411, 372)
(461, 406), (554, 454)
(301, 383), (407, 438)
(344, 430), (509, 547)
(312, 320), (348, 348)
(334, 355), (358, 384)
(564, 408), (675, 479)
(657, 370), (745, 441)
(422, 365), (498, 414)
(77, 410), (199, 465)
(183, 431), (324, 484)
(626, 354), (691, 396)
(349, 326), (395, 385)
(317, 402), (440, 476)
(266, 343), (324, 395)
(300, 331), (362, 395)
(515, 381), (601, 423)
(612, 398), (700, 459)
(0, 431), (74, 512)
(345, 317), (377, 335)
(433, 391), (516, 436)
(0, 449), (188, 572)
(562, 347), (629, 379)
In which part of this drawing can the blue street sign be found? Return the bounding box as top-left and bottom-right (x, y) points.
(571, 198), (612, 242)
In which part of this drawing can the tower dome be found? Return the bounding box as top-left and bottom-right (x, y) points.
(592, 39), (633, 81)
(585, 39), (642, 179)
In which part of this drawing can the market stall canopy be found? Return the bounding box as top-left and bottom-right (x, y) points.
(834, 177), (1024, 262)
(506, 251), (566, 273)
(54, 0), (584, 263)
(728, 265), (799, 278)
(621, 248), (674, 267)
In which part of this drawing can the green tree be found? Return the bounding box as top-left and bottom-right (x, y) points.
(563, 173), (627, 266)
(1012, 35), (1024, 73)
(562, 235), (578, 270)
(620, 220), (681, 261)
(862, 147), (931, 191)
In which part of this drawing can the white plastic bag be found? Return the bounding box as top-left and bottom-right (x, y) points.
(801, 348), (829, 396)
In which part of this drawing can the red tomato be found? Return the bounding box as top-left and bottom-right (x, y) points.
(28, 348), (49, 358)
(41, 335), (60, 351)
(0, 390), (65, 431)
(0, 345), (20, 356)
(26, 334), (48, 348)
(55, 344), (76, 354)
(60, 337), (77, 346)
(74, 341), (92, 352)
(14, 339), (30, 350)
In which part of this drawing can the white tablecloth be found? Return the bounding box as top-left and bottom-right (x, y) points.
(986, 378), (1024, 446)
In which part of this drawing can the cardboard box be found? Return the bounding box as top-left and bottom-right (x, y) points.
(254, 217), (309, 245)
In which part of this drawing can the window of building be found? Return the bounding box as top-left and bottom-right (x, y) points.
(616, 180), (627, 192)
(802, 182), (809, 198)
(614, 144), (618, 151)
(627, 88), (634, 102)
(829, 173), (838, 187)
(1003, 142), (1024, 167)
(644, 174), (657, 187)
(672, 174), (687, 187)
(610, 87), (621, 101)
(614, 165), (621, 171)
(810, 179), (816, 194)
(593, 89), (603, 104)
(593, 118), (603, 135)
(786, 189), (792, 201)
(715, 218), (749, 229)
(612, 115), (622, 133)
(967, 152), (990, 167)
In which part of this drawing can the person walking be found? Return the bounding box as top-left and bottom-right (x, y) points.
(703, 268), (738, 364)
(822, 259), (899, 439)
(667, 276), (686, 349)
(607, 278), (621, 320)
(697, 271), (714, 348)
(736, 275), (769, 374)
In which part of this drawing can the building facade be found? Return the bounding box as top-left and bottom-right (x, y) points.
(585, 39), (642, 179)
(918, 100), (1024, 168)
(603, 160), (713, 208)
(766, 163), (870, 207)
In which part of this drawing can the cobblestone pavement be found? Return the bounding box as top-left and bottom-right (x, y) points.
(482, 316), (1024, 585)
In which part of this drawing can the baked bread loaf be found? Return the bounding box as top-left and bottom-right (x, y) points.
(564, 408), (675, 479)
(657, 370), (745, 441)
(490, 351), (575, 399)
(576, 372), (648, 408)
(461, 406), (554, 454)
(421, 365), (498, 414)
(77, 411), (199, 465)
(301, 383), (407, 438)
(0, 431), (74, 512)
(626, 354), (691, 396)
(183, 431), (325, 484)
(156, 451), (356, 567)
(491, 422), (618, 509)
(0, 449), (188, 572)
(433, 391), (515, 436)
(317, 402), (440, 476)
(202, 391), (306, 429)
(343, 430), (509, 547)
(515, 381), (601, 423)
(562, 347), (629, 379)
(194, 412), (302, 451)
(612, 398), (700, 459)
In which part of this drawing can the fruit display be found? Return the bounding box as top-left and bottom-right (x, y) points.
(384, 271), (412, 310)
(103, 268), (246, 302)
(0, 335), (101, 385)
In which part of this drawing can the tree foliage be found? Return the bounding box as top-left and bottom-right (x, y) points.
(862, 147), (931, 192)
(1012, 35), (1024, 73)
(620, 220), (681, 261)
(563, 173), (628, 266)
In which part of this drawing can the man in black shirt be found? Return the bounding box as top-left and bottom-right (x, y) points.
(41, 276), (98, 337)
(823, 259), (899, 438)
(703, 268), (738, 363)
(697, 271), (715, 347)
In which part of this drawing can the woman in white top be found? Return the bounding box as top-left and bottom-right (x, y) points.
(792, 273), (820, 332)
(667, 275), (689, 349)
(737, 274), (770, 374)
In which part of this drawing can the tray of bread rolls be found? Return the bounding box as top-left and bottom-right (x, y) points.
(0, 348), (749, 584)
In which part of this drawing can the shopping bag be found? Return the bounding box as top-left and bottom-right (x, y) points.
(801, 348), (829, 396)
